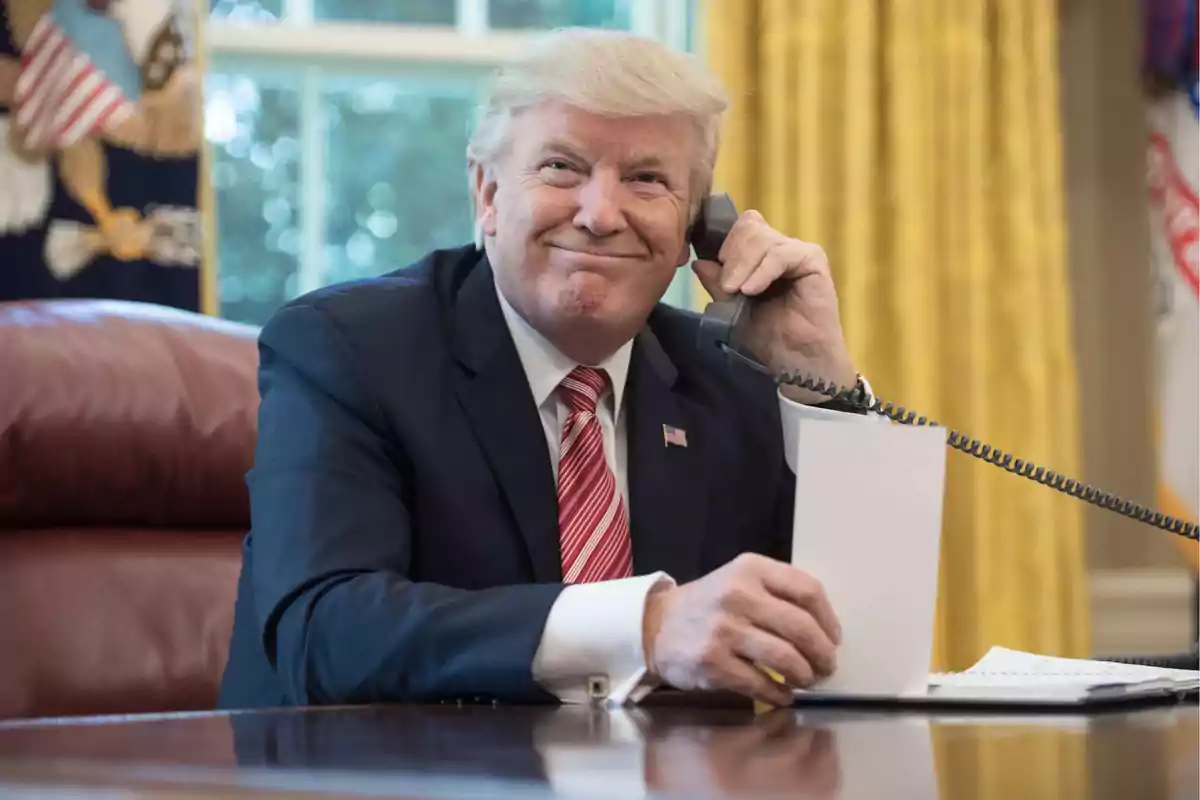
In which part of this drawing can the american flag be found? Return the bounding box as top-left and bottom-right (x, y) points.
(662, 424), (688, 448)
(13, 12), (135, 151)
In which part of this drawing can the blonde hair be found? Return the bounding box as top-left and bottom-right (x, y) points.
(466, 27), (729, 246)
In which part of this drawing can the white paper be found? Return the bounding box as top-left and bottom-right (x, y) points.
(789, 418), (947, 697)
(946, 646), (1200, 685)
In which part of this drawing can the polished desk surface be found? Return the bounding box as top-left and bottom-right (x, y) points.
(0, 698), (1195, 799)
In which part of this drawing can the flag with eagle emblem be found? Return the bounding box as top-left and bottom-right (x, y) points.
(0, 0), (203, 311)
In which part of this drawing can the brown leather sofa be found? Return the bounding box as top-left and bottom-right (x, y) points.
(0, 299), (260, 720)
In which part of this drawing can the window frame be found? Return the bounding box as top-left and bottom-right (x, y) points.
(205, 0), (697, 312)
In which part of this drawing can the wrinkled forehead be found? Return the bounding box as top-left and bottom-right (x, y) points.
(504, 100), (702, 174)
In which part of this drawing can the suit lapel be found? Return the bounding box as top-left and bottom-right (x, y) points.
(451, 257), (562, 583)
(626, 326), (711, 581)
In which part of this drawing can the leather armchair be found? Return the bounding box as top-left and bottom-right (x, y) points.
(0, 299), (260, 720)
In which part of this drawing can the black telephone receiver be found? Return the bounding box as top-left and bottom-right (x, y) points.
(688, 193), (1197, 541)
(691, 193), (755, 358)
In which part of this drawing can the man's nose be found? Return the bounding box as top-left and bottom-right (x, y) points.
(573, 174), (628, 236)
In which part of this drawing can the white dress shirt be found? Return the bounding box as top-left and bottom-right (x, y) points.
(495, 281), (880, 706)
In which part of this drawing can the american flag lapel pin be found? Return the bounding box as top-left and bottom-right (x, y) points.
(663, 424), (688, 448)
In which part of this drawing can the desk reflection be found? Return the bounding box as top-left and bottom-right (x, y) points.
(641, 711), (844, 797)
(0, 702), (1193, 798)
(227, 704), (934, 798)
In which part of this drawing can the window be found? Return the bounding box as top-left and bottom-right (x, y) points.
(206, 0), (696, 325)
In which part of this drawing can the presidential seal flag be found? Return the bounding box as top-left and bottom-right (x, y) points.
(12, 1), (143, 152)
(0, 0), (204, 311)
(1143, 0), (1198, 572)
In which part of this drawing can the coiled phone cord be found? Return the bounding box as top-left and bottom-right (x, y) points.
(760, 360), (1199, 542)
(694, 190), (1196, 541)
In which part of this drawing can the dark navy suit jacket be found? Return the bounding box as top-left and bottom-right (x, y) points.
(218, 245), (796, 710)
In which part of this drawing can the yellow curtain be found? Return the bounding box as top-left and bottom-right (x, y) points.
(194, 0), (219, 316)
(700, 0), (1090, 669)
(700, 2), (1090, 793)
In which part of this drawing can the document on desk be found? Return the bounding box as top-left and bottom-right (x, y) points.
(924, 646), (1200, 704)
(788, 417), (948, 698)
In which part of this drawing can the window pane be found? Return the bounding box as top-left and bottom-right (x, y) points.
(323, 78), (477, 286)
(488, 0), (631, 29)
(210, 0), (283, 22)
(313, 0), (454, 25)
(206, 74), (302, 326)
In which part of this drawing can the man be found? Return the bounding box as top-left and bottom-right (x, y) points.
(218, 27), (877, 712)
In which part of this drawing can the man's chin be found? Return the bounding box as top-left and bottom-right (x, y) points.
(551, 302), (623, 330)
(531, 275), (660, 345)
(548, 276), (618, 316)
(540, 294), (643, 352)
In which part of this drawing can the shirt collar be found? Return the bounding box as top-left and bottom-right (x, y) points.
(494, 276), (632, 419)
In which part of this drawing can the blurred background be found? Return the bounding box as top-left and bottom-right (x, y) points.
(0, 0), (1195, 670)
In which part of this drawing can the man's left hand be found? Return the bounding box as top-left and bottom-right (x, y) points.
(692, 211), (857, 405)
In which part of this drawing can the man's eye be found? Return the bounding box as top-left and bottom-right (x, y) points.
(632, 172), (665, 184)
(544, 160), (573, 171)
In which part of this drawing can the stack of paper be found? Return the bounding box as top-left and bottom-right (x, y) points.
(925, 647), (1200, 705)
(793, 647), (1199, 708)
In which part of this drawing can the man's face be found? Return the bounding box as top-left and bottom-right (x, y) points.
(476, 100), (697, 358)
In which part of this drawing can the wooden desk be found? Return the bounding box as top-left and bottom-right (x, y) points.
(0, 701), (1195, 798)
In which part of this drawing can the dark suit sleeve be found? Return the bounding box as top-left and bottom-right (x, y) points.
(246, 302), (565, 706)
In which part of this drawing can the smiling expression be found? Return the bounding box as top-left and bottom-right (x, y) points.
(475, 100), (699, 362)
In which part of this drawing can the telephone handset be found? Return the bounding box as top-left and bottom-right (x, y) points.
(689, 193), (1198, 541)
(691, 193), (754, 359)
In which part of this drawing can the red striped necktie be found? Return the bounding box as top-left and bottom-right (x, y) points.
(556, 366), (634, 584)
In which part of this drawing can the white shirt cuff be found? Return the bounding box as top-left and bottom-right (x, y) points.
(778, 376), (887, 473)
(532, 572), (675, 706)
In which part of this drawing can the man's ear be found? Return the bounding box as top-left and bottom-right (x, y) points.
(676, 239), (693, 267)
(472, 161), (499, 239)
(676, 202), (698, 266)
(676, 215), (694, 266)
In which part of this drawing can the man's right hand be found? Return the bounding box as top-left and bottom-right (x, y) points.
(642, 553), (841, 707)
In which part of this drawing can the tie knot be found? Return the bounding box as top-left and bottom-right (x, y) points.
(560, 366), (607, 414)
